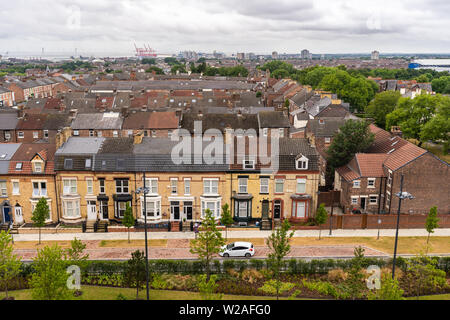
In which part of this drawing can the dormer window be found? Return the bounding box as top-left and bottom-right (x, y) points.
(296, 155), (309, 170)
(33, 161), (43, 173)
(243, 159), (255, 170)
(64, 159), (73, 170)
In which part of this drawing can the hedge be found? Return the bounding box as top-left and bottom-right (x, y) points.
(16, 256), (450, 278)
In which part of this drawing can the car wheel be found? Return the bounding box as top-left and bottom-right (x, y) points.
(245, 253), (251, 258)
(223, 253), (229, 258)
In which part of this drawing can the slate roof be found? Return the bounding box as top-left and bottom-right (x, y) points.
(71, 113), (123, 130)
(181, 113), (259, 133)
(0, 112), (19, 130)
(258, 111), (290, 128)
(55, 137), (105, 155)
(306, 119), (348, 137)
(0, 143), (21, 174)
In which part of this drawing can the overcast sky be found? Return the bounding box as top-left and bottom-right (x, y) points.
(1, 0), (450, 56)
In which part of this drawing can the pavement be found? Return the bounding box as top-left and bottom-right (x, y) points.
(9, 228), (450, 241)
(10, 228), (450, 261)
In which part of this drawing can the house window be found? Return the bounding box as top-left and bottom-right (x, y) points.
(369, 196), (378, 205)
(292, 200), (307, 219)
(43, 130), (49, 139)
(127, 130), (133, 137)
(63, 179), (77, 195)
(184, 178), (191, 195)
(63, 200), (80, 218)
(325, 137), (331, 144)
(99, 178), (105, 194)
(262, 128), (268, 137)
(238, 178), (248, 194)
(203, 178), (219, 195)
(0, 181), (7, 197)
(353, 180), (361, 188)
(201, 199), (221, 218)
(260, 178), (269, 194)
(86, 178), (94, 194)
(279, 128), (284, 138)
(32, 181), (47, 197)
(152, 130), (156, 138)
(351, 197), (358, 205)
(97, 131), (102, 137)
(386, 192), (390, 208)
(144, 178), (158, 195)
(296, 156), (309, 170)
(34, 162), (43, 173)
(64, 159), (73, 170)
(234, 200), (251, 219)
(89, 130), (94, 137)
(296, 178), (306, 194)
(367, 178), (376, 188)
(115, 179), (129, 194)
(12, 181), (20, 195)
(387, 171), (392, 187)
(170, 178), (178, 194)
(73, 130), (79, 136)
(275, 179), (284, 193)
(116, 201), (131, 218)
(243, 159), (255, 170)
(113, 131), (119, 137)
(142, 199), (161, 219)
(85, 158), (92, 168)
(15, 163), (22, 171)
(18, 132), (24, 139)
(33, 131), (39, 139)
(4, 131), (11, 141)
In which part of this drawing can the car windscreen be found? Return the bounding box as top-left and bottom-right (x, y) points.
(226, 243), (234, 250)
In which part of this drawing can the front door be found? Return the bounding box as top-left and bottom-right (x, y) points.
(87, 201), (97, 221)
(184, 202), (193, 220)
(360, 197), (367, 212)
(3, 206), (11, 223)
(100, 201), (109, 220)
(273, 200), (281, 219)
(261, 200), (269, 220)
(171, 201), (180, 220)
(14, 206), (24, 225)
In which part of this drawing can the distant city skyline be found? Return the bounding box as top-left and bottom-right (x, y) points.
(1, 0), (450, 55)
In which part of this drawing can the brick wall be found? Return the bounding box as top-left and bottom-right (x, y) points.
(333, 214), (450, 229)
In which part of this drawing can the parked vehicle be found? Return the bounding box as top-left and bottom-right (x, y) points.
(219, 242), (255, 258)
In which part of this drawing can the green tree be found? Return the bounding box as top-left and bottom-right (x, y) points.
(315, 203), (328, 240)
(431, 76), (450, 94)
(0, 231), (21, 299)
(124, 250), (147, 300)
(367, 274), (405, 300)
(365, 91), (402, 129)
(197, 274), (222, 300)
(64, 237), (89, 268)
(31, 197), (49, 245)
(220, 204), (234, 240)
(190, 209), (225, 281)
(29, 245), (71, 300)
(171, 64), (187, 74)
(145, 66), (164, 74)
(122, 203), (135, 244)
(266, 219), (294, 300)
(272, 69), (290, 79)
(256, 91), (262, 98)
(419, 98), (450, 153)
(425, 206), (439, 249)
(141, 58), (156, 65)
(386, 94), (446, 146)
(326, 120), (374, 185)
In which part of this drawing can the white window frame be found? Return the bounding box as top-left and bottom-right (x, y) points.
(367, 178), (376, 188)
(33, 131), (39, 139)
(351, 196), (359, 205)
(99, 178), (106, 194)
(63, 199), (81, 218)
(32, 180), (47, 197)
(369, 195), (378, 205)
(203, 178), (219, 195)
(170, 178), (178, 194)
(201, 198), (221, 219)
(33, 161), (43, 173)
(275, 179), (284, 193)
(260, 177), (269, 194)
(353, 180), (361, 188)
(279, 128), (284, 138)
(18, 131), (24, 139)
(86, 178), (94, 195)
(63, 178), (77, 195)
(141, 197), (161, 220)
(238, 178), (248, 194)
(296, 156), (309, 170)
(0, 181), (7, 197)
(243, 159), (255, 170)
(145, 178), (158, 195)
(296, 178), (306, 194)
(73, 130), (79, 136)
(12, 180), (20, 195)
(184, 178), (191, 195)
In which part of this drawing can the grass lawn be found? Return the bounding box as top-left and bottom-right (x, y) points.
(0, 286), (311, 300)
(406, 293), (450, 300)
(98, 239), (167, 248)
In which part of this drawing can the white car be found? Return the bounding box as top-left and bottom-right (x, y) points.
(219, 242), (255, 258)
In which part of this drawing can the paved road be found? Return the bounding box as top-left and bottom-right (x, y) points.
(10, 228), (450, 242)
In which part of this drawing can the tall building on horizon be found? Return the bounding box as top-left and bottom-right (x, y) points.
(371, 50), (380, 60)
(301, 49), (312, 59)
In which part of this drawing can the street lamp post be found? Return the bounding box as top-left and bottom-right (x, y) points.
(135, 172), (150, 301)
(391, 174), (414, 280)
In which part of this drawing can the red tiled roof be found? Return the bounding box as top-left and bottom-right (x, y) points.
(8, 143), (56, 175)
(355, 153), (388, 177)
(16, 114), (49, 130)
(383, 142), (427, 171)
(148, 111), (179, 129)
(336, 165), (360, 181)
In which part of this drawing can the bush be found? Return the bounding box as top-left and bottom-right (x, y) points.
(327, 269), (348, 282)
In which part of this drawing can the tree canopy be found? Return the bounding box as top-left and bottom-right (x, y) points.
(365, 91), (402, 129)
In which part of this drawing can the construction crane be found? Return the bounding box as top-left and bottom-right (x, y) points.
(134, 43), (157, 58)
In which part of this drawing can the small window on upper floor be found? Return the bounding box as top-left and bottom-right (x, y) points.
(64, 159), (73, 170)
(243, 159), (255, 170)
(296, 155), (309, 170)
